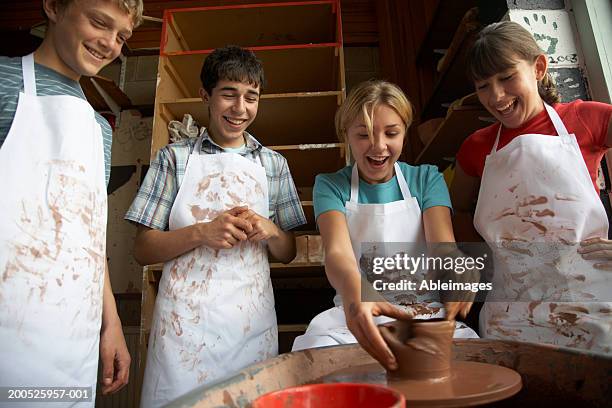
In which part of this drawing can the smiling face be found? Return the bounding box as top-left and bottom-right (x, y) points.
(42, 0), (133, 80)
(347, 103), (405, 184)
(200, 79), (260, 148)
(474, 54), (547, 129)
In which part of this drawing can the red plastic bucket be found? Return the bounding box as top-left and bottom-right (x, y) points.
(252, 383), (406, 408)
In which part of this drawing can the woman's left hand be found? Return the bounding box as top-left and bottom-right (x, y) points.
(578, 237), (612, 270)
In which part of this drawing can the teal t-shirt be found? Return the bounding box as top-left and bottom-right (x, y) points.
(313, 162), (452, 220)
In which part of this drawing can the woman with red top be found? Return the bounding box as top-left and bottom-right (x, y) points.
(451, 21), (612, 354)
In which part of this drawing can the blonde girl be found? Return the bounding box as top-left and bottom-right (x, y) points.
(293, 80), (477, 369)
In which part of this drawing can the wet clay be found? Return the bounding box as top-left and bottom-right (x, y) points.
(379, 319), (454, 380)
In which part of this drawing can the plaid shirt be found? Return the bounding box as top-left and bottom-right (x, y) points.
(125, 129), (306, 231)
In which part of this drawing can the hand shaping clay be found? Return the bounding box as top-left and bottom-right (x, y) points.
(379, 318), (454, 380)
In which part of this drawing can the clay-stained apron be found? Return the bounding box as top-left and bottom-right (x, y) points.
(140, 146), (277, 408)
(0, 53), (107, 407)
(475, 103), (611, 354)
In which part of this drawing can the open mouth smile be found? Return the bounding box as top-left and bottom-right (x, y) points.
(367, 156), (389, 167)
(224, 116), (247, 126)
(84, 45), (106, 61)
(496, 99), (518, 117)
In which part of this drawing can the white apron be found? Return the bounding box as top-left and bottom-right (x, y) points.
(140, 140), (277, 408)
(0, 54), (107, 407)
(475, 103), (611, 353)
(293, 163), (477, 351)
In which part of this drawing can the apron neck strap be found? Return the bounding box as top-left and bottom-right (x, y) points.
(21, 53), (37, 96)
(349, 162), (413, 203)
(350, 164), (360, 203)
(196, 132), (266, 168)
(491, 123), (503, 153)
(394, 162), (413, 199)
(543, 102), (570, 136)
(196, 132), (206, 154)
(491, 102), (569, 153)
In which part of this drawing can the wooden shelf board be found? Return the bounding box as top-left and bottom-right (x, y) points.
(294, 229), (318, 236)
(298, 186), (313, 202)
(278, 145), (345, 187)
(162, 90), (342, 104)
(271, 262), (323, 268)
(269, 143), (343, 151)
(160, 93), (340, 148)
(164, 46), (341, 97)
(278, 324), (308, 332)
(163, 2), (337, 53)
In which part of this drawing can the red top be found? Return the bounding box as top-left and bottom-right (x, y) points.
(456, 100), (612, 192)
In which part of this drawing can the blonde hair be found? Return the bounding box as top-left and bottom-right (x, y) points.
(335, 80), (413, 143)
(467, 21), (559, 104)
(54, 0), (144, 27)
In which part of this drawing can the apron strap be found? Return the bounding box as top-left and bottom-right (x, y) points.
(543, 103), (573, 145)
(21, 53), (36, 96)
(490, 102), (572, 154)
(349, 163), (359, 203)
(491, 123), (503, 154)
(197, 131), (267, 171)
(350, 162), (414, 203)
(394, 162), (413, 199)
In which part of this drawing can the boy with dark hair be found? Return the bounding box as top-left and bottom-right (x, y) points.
(126, 45), (305, 407)
(0, 0), (143, 405)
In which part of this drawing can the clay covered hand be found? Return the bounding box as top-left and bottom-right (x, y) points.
(201, 206), (253, 249)
(344, 300), (413, 371)
(578, 237), (612, 270)
(236, 208), (280, 242)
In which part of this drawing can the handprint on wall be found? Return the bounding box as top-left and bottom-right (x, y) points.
(522, 13), (559, 55)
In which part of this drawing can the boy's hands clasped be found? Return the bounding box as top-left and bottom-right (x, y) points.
(200, 206), (278, 249)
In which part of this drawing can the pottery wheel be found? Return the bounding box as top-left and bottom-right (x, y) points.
(318, 361), (522, 407)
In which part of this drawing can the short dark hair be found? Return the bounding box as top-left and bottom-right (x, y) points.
(200, 46), (265, 95)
